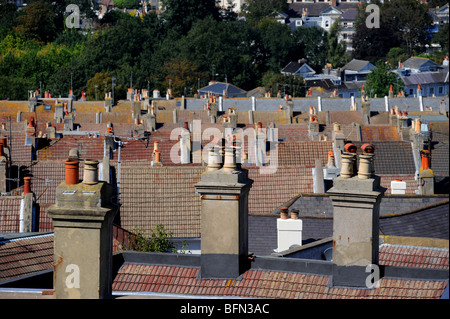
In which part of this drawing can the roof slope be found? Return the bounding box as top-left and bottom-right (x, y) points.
(0, 234), (53, 282)
(112, 263), (447, 299)
(380, 202), (449, 239)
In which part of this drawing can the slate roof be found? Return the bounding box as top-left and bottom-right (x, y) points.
(112, 262), (447, 299)
(380, 201), (449, 239)
(287, 2), (359, 18)
(339, 7), (358, 21)
(353, 141), (416, 175)
(401, 69), (449, 86)
(343, 59), (374, 72)
(198, 82), (247, 98)
(402, 57), (441, 71)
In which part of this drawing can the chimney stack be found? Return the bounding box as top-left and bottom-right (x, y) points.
(418, 150), (434, 195)
(48, 163), (118, 299)
(327, 145), (386, 287)
(195, 146), (253, 279)
(276, 208), (303, 252)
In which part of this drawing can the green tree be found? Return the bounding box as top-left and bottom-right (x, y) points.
(160, 0), (220, 36)
(244, 0), (288, 25)
(366, 60), (403, 97)
(14, 1), (58, 43)
(327, 20), (350, 68)
(293, 26), (329, 72)
(0, 0), (19, 37)
(256, 18), (296, 73)
(386, 47), (409, 68)
(432, 23), (449, 55)
(86, 72), (116, 101)
(114, 0), (141, 9)
(353, 0), (432, 62)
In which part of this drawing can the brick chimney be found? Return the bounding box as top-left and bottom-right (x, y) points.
(327, 145), (386, 287)
(195, 144), (253, 279)
(48, 161), (118, 299)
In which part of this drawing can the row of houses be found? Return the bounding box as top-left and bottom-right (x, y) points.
(0, 86), (448, 298)
(282, 56), (449, 98)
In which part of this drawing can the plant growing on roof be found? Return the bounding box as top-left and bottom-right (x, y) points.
(127, 224), (175, 253)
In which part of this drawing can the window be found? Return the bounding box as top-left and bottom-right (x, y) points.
(325, 20), (329, 28)
(430, 87), (434, 95)
(410, 89), (414, 95)
(439, 86), (443, 94)
(296, 20), (303, 26)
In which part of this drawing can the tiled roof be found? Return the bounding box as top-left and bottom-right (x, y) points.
(360, 125), (402, 141)
(119, 166), (204, 238)
(37, 135), (105, 161)
(0, 234), (54, 282)
(379, 175), (418, 195)
(277, 141), (334, 167)
(247, 166), (314, 216)
(379, 244), (449, 270)
(112, 263), (447, 299)
(0, 196), (22, 232)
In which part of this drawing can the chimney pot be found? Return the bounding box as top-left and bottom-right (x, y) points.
(420, 150), (431, 171)
(344, 143), (357, 153)
(23, 176), (32, 194)
(154, 149), (161, 163)
(280, 207), (289, 220)
(83, 160), (99, 185)
(65, 160), (80, 185)
(290, 209), (299, 220)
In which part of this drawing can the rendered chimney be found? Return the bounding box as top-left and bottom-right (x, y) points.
(48, 166), (117, 299)
(418, 150), (434, 195)
(391, 179), (406, 194)
(195, 150), (253, 279)
(276, 208), (303, 252)
(328, 156), (386, 287)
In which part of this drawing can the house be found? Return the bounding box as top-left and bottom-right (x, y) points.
(281, 60), (316, 78)
(429, 3), (449, 33)
(395, 57), (449, 97)
(198, 81), (247, 98)
(285, 0), (359, 30)
(338, 7), (358, 54)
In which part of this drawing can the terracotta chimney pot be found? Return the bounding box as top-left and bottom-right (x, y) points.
(290, 209), (299, 220)
(361, 143), (375, 154)
(23, 176), (32, 194)
(65, 160), (80, 185)
(280, 207), (289, 220)
(344, 143), (357, 153)
(420, 150), (431, 171)
(154, 149), (161, 163)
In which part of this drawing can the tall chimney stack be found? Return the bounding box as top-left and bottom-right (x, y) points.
(48, 162), (118, 299)
(195, 145), (253, 279)
(327, 146), (386, 287)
